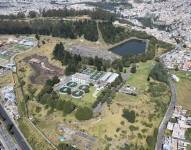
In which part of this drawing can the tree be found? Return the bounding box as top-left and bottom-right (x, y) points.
(75, 107), (93, 120)
(53, 42), (65, 61)
(28, 11), (38, 18)
(130, 64), (137, 73)
(7, 124), (14, 133)
(17, 12), (25, 18)
(35, 34), (40, 47)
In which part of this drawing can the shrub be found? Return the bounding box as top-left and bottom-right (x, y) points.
(122, 109), (136, 123)
(130, 64), (137, 73)
(129, 125), (139, 131)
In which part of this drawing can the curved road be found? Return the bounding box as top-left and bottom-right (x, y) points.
(155, 79), (177, 150)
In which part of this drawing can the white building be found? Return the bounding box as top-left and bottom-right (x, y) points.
(99, 72), (112, 82)
(106, 73), (119, 84)
(72, 73), (90, 84)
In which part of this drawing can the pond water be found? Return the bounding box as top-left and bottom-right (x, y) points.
(110, 39), (147, 56)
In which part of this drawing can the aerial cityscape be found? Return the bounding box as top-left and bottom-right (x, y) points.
(0, 0), (190, 150)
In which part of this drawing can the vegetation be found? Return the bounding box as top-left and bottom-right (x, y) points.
(75, 107), (93, 120)
(0, 19), (98, 42)
(185, 128), (191, 141)
(53, 42), (114, 75)
(149, 63), (169, 84)
(57, 143), (78, 150)
(42, 8), (117, 21)
(175, 71), (191, 110)
(146, 128), (158, 150)
(18, 118), (54, 150)
(187, 145), (191, 150)
(37, 77), (76, 115)
(99, 22), (127, 44)
(130, 64), (137, 73)
(148, 82), (168, 97)
(122, 109), (136, 123)
(0, 8), (117, 21)
(92, 86), (115, 108)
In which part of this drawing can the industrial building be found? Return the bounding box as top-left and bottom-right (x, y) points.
(72, 73), (90, 85)
(56, 69), (119, 99)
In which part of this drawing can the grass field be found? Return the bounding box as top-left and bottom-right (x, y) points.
(13, 36), (171, 149)
(23, 60), (171, 149)
(12, 72), (56, 150)
(18, 117), (55, 150)
(173, 71), (191, 110)
(75, 61), (170, 149)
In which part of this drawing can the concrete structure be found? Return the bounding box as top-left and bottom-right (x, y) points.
(106, 73), (119, 84)
(119, 85), (137, 96)
(99, 72), (112, 82)
(72, 73), (90, 85)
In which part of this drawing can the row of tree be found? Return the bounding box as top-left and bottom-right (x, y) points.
(0, 19), (98, 41)
(42, 8), (117, 21)
(0, 8), (117, 21)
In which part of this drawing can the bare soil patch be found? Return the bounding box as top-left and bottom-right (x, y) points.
(24, 54), (64, 84)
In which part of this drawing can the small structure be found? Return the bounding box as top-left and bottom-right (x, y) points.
(167, 122), (174, 131)
(119, 85), (137, 96)
(171, 74), (180, 82)
(29, 58), (41, 64)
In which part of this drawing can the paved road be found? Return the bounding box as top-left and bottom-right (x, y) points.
(155, 79), (177, 150)
(0, 123), (20, 150)
(0, 104), (32, 150)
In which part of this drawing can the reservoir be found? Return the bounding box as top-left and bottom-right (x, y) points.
(110, 39), (147, 56)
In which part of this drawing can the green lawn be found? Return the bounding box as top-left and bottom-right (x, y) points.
(127, 60), (155, 92)
(110, 60), (170, 148)
(174, 71), (191, 110)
